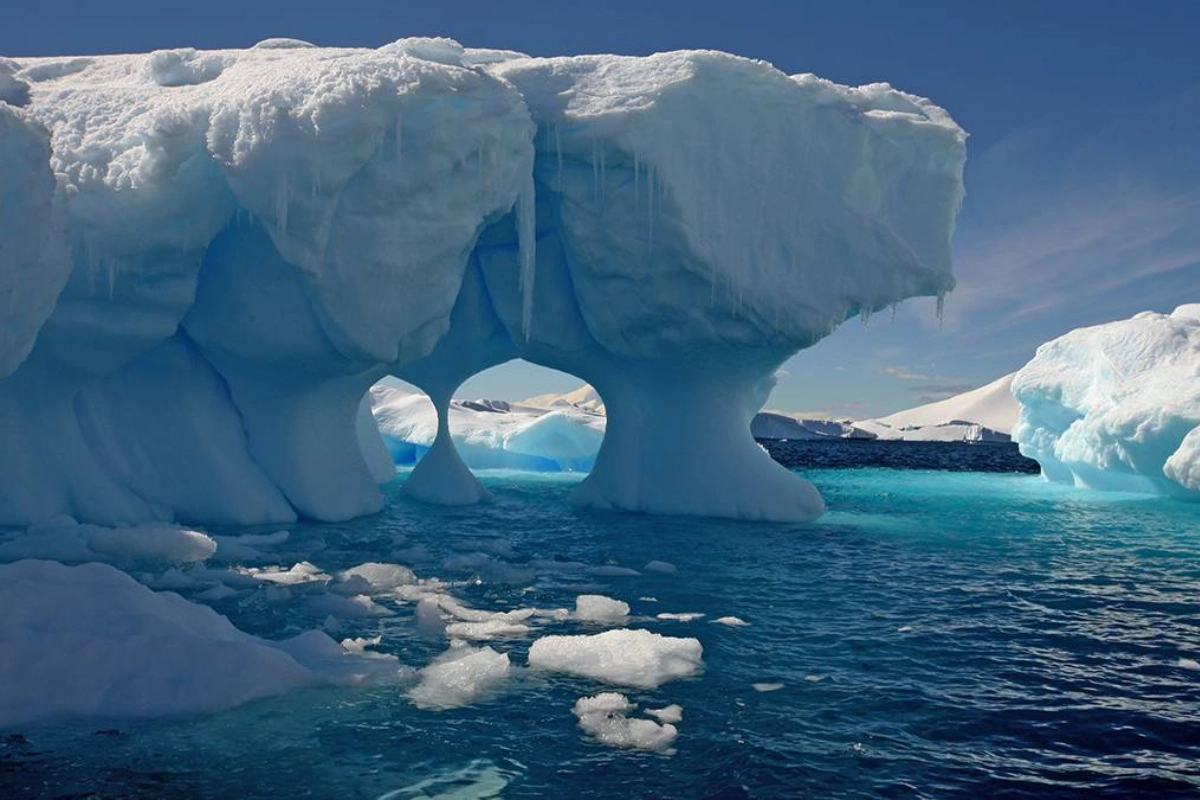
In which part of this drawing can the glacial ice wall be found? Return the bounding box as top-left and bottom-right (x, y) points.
(1012, 305), (1200, 497)
(0, 39), (965, 526)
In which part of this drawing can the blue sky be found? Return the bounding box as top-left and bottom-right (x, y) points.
(4, 1), (1197, 417)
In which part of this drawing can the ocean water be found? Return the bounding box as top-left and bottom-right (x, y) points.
(5, 448), (1200, 798)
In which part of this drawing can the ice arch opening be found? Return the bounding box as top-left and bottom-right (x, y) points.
(366, 362), (608, 507)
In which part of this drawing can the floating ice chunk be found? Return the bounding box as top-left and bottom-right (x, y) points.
(752, 682), (784, 692)
(336, 562), (417, 594)
(711, 616), (749, 627)
(444, 619), (531, 640)
(0, 560), (400, 727)
(574, 594), (631, 624)
(437, 596), (534, 625)
(528, 629), (703, 689)
(242, 561), (330, 585)
(1178, 658), (1200, 671)
(341, 635), (383, 654)
(645, 704), (683, 724)
(643, 560), (677, 574)
(89, 525), (217, 564)
(572, 692), (678, 752)
(387, 759), (523, 797)
(656, 612), (704, 623)
(408, 643), (512, 709)
(0, 517), (215, 566)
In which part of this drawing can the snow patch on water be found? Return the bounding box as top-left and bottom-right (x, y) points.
(528, 629), (702, 689)
(408, 643), (512, 709)
(572, 692), (678, 752)
(573, 594), (630, 624)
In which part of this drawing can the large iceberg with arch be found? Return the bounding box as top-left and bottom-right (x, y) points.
(0, 38), (965, 526)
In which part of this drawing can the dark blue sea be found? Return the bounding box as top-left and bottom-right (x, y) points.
(4, 442), (1200, 799)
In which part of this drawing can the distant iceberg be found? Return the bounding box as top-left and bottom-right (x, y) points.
(1012, 305), (1200, 497)
(371, 383), (605, 474)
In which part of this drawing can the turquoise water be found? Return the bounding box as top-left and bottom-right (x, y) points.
(5, 465), (1200, 798)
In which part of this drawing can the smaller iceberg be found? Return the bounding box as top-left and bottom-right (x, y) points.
(1012, 305), (1200, 497)
(370, 383), (605, 473)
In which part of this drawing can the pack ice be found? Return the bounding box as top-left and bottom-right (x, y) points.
(1012, 305), (1200, 497)
(0, 39), (965, 526)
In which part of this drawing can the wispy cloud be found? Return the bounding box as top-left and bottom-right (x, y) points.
(883, 366), (934, 381)
(932, 82), (1200, 348)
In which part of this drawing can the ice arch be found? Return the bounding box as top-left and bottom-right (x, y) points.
(0, 41), (965, 526)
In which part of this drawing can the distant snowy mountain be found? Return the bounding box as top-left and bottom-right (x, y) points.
(521, 385), (607, 414)
(855, 373), (1018, 442)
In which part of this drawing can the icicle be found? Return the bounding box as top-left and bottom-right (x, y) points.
(598, 144), (606, 205)
(554, 124), (563, 189)
(936, 291), (946, 330)
(860, 306), (872, 326)
(395, 111), (403, 167)
(647, 164), (655, 254)
(517, 174), (537, 341)
(591, 138), (599, 203)
(106, 258), (116, 301)
(275, 173), (289, 239)
(633, 152), (640, 210)
(890, 302), (897, 322)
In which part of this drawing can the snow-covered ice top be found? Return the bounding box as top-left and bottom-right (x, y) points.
(0, 38), (966, 526)
(1012, 305), (1200, 497)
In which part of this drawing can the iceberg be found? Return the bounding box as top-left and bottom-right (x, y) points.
(371, 383), (605, 476)
(0, 40), (965, 525)
(0, 559), (400, 728)
(1012, 305), (1200, 496)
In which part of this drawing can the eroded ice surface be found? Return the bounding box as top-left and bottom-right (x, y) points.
(1012, 305), (1200, 497)
(0, 39), (965, 525)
